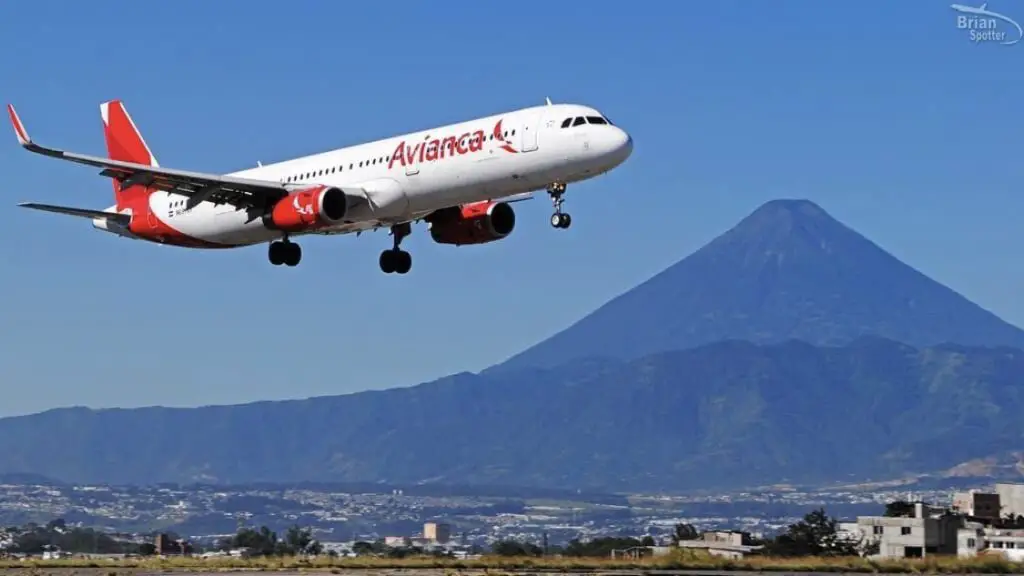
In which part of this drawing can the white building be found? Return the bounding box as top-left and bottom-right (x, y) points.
(957, 524), (1024, 560)
(676, 531), (763, 559)
(995, 484), (1024, 518)
(852, 502), (959, 559)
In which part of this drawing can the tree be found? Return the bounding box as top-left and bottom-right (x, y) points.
(884, 500), (915, 518)
(228, 526), (279, 556)
(491, 540), (543, 556)
(352, 541), (375, 555)
(641, 535), (656, 546)
(671, 523), (699, 543)
(281, 525), (320, 555)
(10, 524), (130, 555)
(565, 537), (644, 557)
(764, 508), (861, 557)
(994, 514), (1024, 529)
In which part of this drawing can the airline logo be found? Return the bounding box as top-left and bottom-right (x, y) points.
(388, 119), (517, 170)
(293, 193), (316, 216)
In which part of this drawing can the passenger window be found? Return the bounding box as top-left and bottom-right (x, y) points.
(587, 116), (607, 125)
(561, 118), (572, 128)
(572, 116), (585, 127)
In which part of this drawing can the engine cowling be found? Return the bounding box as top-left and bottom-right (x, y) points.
(427, 200), (516, 245)
(262, 185), (348, 232)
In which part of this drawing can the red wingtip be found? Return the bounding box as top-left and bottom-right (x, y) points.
(7, 104), (30, 146)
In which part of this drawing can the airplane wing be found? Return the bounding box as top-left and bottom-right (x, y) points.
(494, 192), (534, 203)
(7, 104), (288, 211)
(18, 202), (132, 225)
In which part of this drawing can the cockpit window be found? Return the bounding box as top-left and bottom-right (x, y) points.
(586, 116), (607, 125)
(572, 116), (586, 127)
(561, 117), (572, 128)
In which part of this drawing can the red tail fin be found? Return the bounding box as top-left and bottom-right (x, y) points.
(100, 100), (158, 210)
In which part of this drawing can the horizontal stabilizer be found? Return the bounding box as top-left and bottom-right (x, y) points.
(7, 102), (290, 211)
(18, 202), (131, 225)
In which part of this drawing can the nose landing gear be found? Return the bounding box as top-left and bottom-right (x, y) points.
(548, 182), (571, 229)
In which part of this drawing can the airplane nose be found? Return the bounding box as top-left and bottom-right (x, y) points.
(613, 127), (632, 162)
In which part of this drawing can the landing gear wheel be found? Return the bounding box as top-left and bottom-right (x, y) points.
(380, 223), (413, 274)
(268, 241), (301, 266)
(379, 249), (412, 274)
(283, 243), (301, 267)
(269, 242), (284, 266)
(547, 182), (571, 230)
(550, 213), (572, 229)
(394, 250), (411, 274)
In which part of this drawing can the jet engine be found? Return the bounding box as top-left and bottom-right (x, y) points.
(262, 185), (348, 232)
(427, 200), (516, 245)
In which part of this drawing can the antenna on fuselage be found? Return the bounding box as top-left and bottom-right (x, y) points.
(257, 161), (263, 167)
(545, 97), (553, 106)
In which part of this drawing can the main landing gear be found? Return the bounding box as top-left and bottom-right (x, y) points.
(379, 222), (412, 274)
(268, 239), (301, 267)
(548, 182), (571, 229)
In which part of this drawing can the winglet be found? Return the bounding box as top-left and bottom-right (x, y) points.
(7, 104), (31, 147)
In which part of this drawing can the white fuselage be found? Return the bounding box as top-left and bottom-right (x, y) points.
(127, 103), (632, 246)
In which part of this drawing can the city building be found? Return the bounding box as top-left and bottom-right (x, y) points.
(384, 536), (410, 547)
(996, 483), (1024, 518)
(853, 502), (960, 558)
(952, 490), (1001, 520)
(154, 533), (189, 555)
(676, 531), (762, 559)
(423, 522), (451, 544)
(957, 522), (1024, 560)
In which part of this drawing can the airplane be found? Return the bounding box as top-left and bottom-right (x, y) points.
(7, 97), (633, 274)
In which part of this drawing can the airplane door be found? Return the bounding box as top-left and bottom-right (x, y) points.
(520, 113), (540, 153)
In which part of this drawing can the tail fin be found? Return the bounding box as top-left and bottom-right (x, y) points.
(100, 100), (158, 210)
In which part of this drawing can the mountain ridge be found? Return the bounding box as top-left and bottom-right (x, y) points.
(0, 337), (1022, 491)
(494, 199), (1024, 373)
(3, 198), (1022, 491)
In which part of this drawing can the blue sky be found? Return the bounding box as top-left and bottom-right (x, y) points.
(2, 0), (1023, 417)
